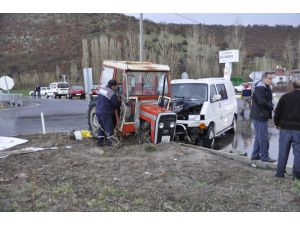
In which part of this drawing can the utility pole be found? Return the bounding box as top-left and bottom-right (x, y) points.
(139, 13), (144, 62)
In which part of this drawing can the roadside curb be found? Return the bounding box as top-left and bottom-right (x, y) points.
(180, 143), (293, 175)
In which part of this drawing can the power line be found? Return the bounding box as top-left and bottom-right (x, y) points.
(173, 13), (201, 24)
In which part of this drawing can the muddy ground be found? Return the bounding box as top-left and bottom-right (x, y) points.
(0, 133), (300, 212)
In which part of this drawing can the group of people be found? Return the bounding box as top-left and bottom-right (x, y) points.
(250, 72), (300, 180)
(96, 75), (300, 180)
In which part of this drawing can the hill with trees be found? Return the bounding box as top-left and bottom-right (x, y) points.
(0, 13), (299, 88)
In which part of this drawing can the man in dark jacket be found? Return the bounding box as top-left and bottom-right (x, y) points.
(250, 72), (276, 162)
(96, 79), (120, 146)
(274, 79), (300, 179)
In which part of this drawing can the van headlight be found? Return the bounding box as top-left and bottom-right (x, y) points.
(159, 122), (164, 129)
(188, 115), (201, 121)
(170, 121), (175, 128)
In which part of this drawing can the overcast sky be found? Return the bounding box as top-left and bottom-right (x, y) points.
(126, 13), (300, 27)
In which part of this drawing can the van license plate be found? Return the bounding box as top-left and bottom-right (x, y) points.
(161, 136), (170, 142)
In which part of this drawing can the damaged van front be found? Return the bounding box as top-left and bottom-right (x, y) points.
(171, 78), (238, 147)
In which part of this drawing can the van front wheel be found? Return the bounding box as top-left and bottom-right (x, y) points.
(202, 125), (215, 148)
(229, 116), (237, 133)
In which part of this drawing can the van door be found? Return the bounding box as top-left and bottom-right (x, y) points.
(216, 83), (231, 131)
(208, 84), (222, 134)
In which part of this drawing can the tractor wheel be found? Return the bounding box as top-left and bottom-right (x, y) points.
(87, 99), (99, 138)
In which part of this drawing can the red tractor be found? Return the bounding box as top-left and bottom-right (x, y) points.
(87, 61), (177, 144)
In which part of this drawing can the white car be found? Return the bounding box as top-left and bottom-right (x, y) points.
(48, 82), (69, 99)
(171, 78), (238, 147)
(29, 87), (50, 96)
(234, 82), (253, 93)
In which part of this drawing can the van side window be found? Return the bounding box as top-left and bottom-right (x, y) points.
(216, 84), (228, 100)
(210, 84), (217, 100)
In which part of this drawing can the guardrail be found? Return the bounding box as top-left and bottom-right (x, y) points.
(0, 93), (24, 107)
(0, 93), (39, 108)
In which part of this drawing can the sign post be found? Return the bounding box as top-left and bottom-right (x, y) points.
(0, 76), (15, 106)
(83, 68), (93, 100)
(219, 50), (239, 81)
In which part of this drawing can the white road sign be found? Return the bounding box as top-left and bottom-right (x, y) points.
(0, 76), (14, 90)
(219, 50), (239, 63)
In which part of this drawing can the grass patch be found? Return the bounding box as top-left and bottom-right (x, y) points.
(53, 182), (73, 195)
(196, 180), (208, 189)
(144, 144), (156, 152)
(293, 179), (300, 193)
(86, 182), (131, 211)
(9, 89), (31, 96)
(133, 197), (145, 205)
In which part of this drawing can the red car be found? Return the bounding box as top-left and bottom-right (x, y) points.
(89, 85), (99, 99)
(68, 85), (85, 99)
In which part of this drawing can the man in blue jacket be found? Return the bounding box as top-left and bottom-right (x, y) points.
(250, 72), (276, 162)
(96, 79), (120, 146)
(274, 79), (300, 179)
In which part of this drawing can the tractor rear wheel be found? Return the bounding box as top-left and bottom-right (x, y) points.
(87, 99), (99, 138)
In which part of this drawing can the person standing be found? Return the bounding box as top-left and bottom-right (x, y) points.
(274, 80), (300, 179)
(250, 72), (276, 162)
(35, 85), (41, 99)
(96, 79), (120, 146)
(240, 81), (252, 117)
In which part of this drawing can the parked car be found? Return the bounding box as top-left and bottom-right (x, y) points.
(89, 85), (99, 99)
(234, 82), (253, 93)
(48, 82), (70, 99)
(29, 87), (50, 96)
(68, 85), (85, 99)
(171, 78), (238, 147)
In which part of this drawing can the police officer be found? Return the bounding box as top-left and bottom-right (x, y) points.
(96, 79), (120, 146)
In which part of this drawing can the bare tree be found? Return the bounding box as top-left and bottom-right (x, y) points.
(186, 26), (202, 78)
(186, 26), (219, 78)
(91, 37), (101, 82)
(70, 60), (78, 83)
(225, 24), (246, 77)
(297, 39), (300, 69)
(99, 35), (109, 60)
(82, 39), (89, 69)
(56, 65), (61, 80)
(255, 52), (278, 71)
(283, 39), (296, 70)
(157, 28), (180, 75)
(145, 47), (157, 63)
(123, 22), (139, 61)
(109, 38), (122, 60)
(199, 34), (219, 76)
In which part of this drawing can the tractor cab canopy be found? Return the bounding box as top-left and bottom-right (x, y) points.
(99, 61), (171, 100)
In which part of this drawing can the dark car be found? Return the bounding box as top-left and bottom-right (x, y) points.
(68, 85), (85, 99)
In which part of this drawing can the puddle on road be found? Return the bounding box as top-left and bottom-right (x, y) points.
(215, 117), (294, 166)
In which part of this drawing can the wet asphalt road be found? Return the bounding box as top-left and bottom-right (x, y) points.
(0, 94), (293, 166)
(0, 96), (89, 136)
(217, 93), (294, 166)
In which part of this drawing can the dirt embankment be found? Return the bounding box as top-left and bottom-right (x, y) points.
(0, 133), (300, 211)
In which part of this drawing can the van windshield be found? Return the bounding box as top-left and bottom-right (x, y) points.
(171, 83), (208, 101)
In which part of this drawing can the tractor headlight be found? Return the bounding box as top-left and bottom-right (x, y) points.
(159, 122), (164, 129)
(170, 121), (175, 128)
